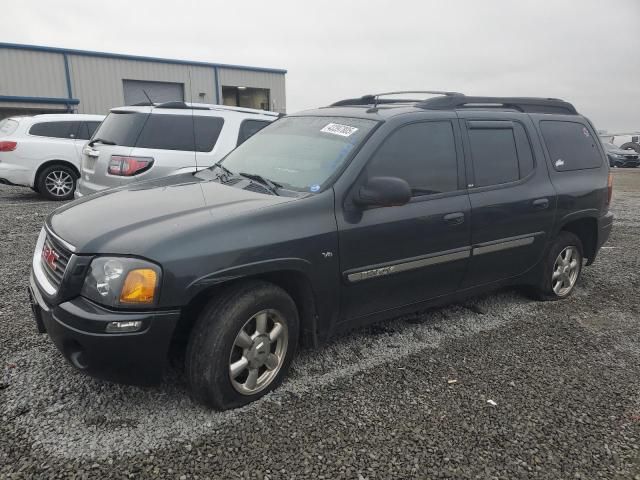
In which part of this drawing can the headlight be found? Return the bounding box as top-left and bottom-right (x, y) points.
(81, 257), (161, 308)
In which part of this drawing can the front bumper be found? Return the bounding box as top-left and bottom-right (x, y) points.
(29, 271), (181, 385)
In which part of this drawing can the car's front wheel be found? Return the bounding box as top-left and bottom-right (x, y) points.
(534, 231), (583, 300)
(37, 164), (77, 201)
(186, 281), (299, 410)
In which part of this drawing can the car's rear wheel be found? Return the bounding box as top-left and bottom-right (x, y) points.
(37, 164), (77, 201)
(534, 231), (583, 300)
(186, 280), (299, 410)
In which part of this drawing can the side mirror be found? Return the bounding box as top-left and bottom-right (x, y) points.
(354, 176), (411, 208)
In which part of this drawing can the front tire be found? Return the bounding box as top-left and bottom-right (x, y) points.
(186, 281), (299, 410)
(534, 231), (583, 301)
(37, 164), (77, 201)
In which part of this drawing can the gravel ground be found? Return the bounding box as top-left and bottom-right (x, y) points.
(1, 170), (639, 479)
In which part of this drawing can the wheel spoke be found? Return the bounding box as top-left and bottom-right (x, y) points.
(268, 322), (283, 342)
(245, 368), (259, 389)
(235, 330), (253, 349)
(255, 312), (268, 334)
(569, 259), (578, 270)
(264, 353), (279, 371)
(552, 270), (562, 280)
(229, 356), (249, 378)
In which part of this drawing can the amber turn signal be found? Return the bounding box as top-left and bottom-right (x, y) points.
(119, 269), (157, 304)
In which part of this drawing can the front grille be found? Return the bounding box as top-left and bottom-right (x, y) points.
(40, 235), (71, 290)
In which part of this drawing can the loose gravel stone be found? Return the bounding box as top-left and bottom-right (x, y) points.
(1, 172), (640, 479)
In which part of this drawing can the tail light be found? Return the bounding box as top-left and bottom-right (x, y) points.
(108, 156), (153, 176)
(607, 172), (613, 206)
(0, 141), (17, 152)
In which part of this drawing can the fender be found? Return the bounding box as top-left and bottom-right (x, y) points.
(185, 257), (339, 345)
(552, 208), (599, 236)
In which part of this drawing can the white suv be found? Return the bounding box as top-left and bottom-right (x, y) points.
(0, 114), (104, 200)
(75, 102), (279, 198)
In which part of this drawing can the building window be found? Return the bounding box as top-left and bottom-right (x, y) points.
(123, 79), (185, 105)
(222, 86), (270, 111)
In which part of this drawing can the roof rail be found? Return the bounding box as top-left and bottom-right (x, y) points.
(330, 90), (462, 107)
(418, 96), (578, 114)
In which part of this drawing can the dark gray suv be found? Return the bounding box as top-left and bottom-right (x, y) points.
(29, 92), (614, 410)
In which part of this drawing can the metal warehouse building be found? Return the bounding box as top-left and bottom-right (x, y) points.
(0, 42), (287, 119)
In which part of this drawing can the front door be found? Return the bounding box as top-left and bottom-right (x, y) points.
(459, 114), (557, 287)
(336, 118), (472, 321)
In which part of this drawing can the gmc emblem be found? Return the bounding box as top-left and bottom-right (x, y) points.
(42, 244), (59, 271)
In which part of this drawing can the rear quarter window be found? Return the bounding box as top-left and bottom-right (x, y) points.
(540, 120), (603, 171)
(237, 119), (271, 146)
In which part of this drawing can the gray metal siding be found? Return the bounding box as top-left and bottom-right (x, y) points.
(217, 68), (286, 113)
(67, 55), (217, 114)
(0, 49), (68, 98)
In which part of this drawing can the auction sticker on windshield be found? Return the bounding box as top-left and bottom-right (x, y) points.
(321, 123), (359, 137)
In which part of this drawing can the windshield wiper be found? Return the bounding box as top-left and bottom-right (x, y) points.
(88, 138), (116, 147)
(238, 172), (282, 195)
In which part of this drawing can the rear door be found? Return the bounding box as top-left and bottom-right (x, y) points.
(459, 112), (556, 287)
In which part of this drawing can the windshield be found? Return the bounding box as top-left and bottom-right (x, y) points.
(218, 116), (377, 192)
(603, 142), (617, 151)
(0, 118), (19, 137)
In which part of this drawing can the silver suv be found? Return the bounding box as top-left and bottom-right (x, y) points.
(75, 102), (279, 198)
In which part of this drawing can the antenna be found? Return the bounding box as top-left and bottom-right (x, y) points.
(142, 89), (154, 105)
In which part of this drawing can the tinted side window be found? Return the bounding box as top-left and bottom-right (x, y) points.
(29, 121), (78, 139)
(467, 122), (535, 187)
(193, 116), (224, 152)
(77, 121), (102, 140)
(367, 121), (458, 196)
(135, 115), (195, 151)
(540, 120), (603, 171)
(86, 121), (101, 138)
(237, 120), (271, 146)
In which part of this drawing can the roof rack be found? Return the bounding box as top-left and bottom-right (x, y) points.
(331, 90), (462, 108)
(417, 96), (578, 114)
(329, 92), (578, 115)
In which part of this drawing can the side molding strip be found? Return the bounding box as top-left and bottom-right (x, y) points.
(344, 232), (544, 283)
(346, 248), (471, 283)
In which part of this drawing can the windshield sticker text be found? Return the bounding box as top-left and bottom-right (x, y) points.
(321, 123), (359, 137)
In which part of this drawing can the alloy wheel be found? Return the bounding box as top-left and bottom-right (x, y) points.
(552, 246), (580, 296)
(45, 170), (74, 197)
(228, 309), (289, 395)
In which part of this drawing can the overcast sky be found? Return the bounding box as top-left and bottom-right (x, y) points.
(4, 0), (640, 132)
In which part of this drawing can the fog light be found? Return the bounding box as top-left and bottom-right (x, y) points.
(105, 320), (143, 333)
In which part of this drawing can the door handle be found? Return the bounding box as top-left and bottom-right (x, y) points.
(532, 198), (549, 210)
(443, 212), (465, 225)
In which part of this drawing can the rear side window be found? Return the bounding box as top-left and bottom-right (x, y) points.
(0, 119), (19, 137)
(467, 121), (535, 187)
(540, 120), (603, 171)
(366, 121), (459, 196)
(135, 115), (224, 152)
(193, 116), (225, 152)
(237, 120), (271, 146)
(91, 112), (147, 146)
(29, 121), (79, 139)
(76, 121), (102, 140)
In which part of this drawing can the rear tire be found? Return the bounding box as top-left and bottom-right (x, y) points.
(37, 164), (77, 201)
(534, 231), (583, 301)
(186, 280), (299, 410)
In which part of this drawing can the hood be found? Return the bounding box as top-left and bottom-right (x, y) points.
(608, 147), (637, 156)
(49, 173), (294, 254)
